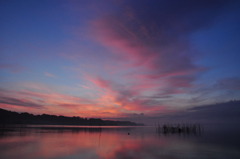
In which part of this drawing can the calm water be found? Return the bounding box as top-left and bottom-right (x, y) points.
(0, 125), (240, 159)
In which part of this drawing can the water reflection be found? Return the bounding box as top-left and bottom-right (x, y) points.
(0, 125), (240, 159)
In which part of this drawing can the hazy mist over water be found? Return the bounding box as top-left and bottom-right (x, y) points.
(1, 125), (240, 159)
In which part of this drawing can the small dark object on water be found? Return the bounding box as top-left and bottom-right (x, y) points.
(128, 132), (130, 135)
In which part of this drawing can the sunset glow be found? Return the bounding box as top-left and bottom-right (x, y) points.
(1, 0), (240, 121)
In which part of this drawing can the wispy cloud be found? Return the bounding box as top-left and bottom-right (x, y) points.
(44, 72), (57, 78)
(161, 100), (240, 124)
(188, 77), (240, 105)
(214, 77), (240, 90)
(0, 96), (44, 108)
(84, 0), (233, 112)
(0, 63), (25, 73)
(86, 75), (168, 115)
(1, 0), (239, 119)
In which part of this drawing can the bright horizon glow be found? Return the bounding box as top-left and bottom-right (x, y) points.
(0, 0), (240, 121)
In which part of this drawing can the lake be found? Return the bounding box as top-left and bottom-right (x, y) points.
(0, 125), (240, 159)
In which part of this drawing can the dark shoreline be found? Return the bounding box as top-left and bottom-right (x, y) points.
(0, 108), (144, 126)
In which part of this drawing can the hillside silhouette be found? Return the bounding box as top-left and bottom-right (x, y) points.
(0, 109), (143, 126)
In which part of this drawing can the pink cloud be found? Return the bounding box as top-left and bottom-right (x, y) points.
(84, 75), (169, 116)
(80, 1), (222, 115)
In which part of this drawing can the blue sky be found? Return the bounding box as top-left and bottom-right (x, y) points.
(0, 0), (240, 119)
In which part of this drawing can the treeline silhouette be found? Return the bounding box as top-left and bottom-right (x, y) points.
(0, 108), (143, 126)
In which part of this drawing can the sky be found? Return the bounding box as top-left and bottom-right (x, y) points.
(0, 0), (240, 122)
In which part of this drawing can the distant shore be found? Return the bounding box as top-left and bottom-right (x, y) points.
(0, 108), (144, 126)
